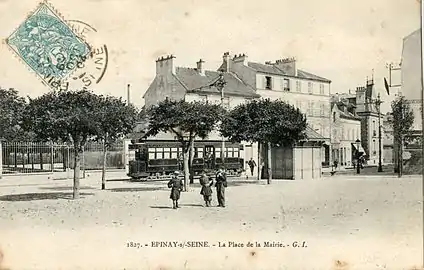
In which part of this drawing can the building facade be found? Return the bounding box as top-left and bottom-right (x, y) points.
(401, 29), (422, 132)
(218, 53), (332, 166)
(351, 79), (385, 165)
(142, 55), (261, 174)
(330, 95), (362, 168)
(382, 112), (394, 164)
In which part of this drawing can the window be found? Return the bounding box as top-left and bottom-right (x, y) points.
(320, 103), (325, 116)
(199, 95), (208, 103)
(333, 111), (336, 122)
(319, 84), (324, 94)
(308, 82), (313, 94)
(308, 101), (313, 116)
(163, 148), (171, 159)
(296, 100), (301, 110)
(265, 76), (272, 89)
(296, 81), (301, 92)
(373, 121), (376, 136)
(223, 97), (230, 108)
(283, 78), (290, 91)
(373, 140), (376, 155)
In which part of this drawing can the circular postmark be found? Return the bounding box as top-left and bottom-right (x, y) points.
(46, 19), (109, 91)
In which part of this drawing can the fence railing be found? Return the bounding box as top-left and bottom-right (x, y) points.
(1, 141), (125, 175)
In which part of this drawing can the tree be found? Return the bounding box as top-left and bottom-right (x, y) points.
(220, 98), (307, 184)
(391, 96), (414, 176)
(22, 90), (103, 199)
(146, 99), (223, 191)
(0, 87), (35, 141)
(96, 96), (139, 190)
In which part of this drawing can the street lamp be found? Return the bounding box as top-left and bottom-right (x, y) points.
(355, 139), (361, 174)
(375, 93), (383, 172)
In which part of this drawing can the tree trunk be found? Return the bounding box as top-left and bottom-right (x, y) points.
(267, 142), (272, 184)
(189, 140), (194, 184)
(73, 145), (82, 199)
(183, 148), (189, 192)
(101, 140), (107, 190)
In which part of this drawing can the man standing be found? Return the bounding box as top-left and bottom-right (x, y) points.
(215, 167), (227, 207)
(167, 171), (183, 209)
(247, 158), (256, 176)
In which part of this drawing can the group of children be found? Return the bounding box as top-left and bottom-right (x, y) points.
(167, 168), (228, 209)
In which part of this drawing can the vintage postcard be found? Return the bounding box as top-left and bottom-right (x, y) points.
(0, 0), (422, 269)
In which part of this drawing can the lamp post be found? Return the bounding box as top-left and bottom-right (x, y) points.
(375, 93), (383, 172)
(355, 139), (361, 174)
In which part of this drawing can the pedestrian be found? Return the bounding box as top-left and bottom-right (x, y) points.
(215, 167), (227, 207)
(199, 170), (213, 207)
(247, 158), (256, 176)
(167, 171), (183, 209)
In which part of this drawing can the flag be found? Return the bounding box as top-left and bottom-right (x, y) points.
(384, 77), (390, 95)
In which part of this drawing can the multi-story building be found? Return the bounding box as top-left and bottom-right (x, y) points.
(350, 79), (385, 165)
(330, 94), (362, 168)
(217, 53), (332, 166)
(401, 29), (422, 132)
(142, 55), (261, 173)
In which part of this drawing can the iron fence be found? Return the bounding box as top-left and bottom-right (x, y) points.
(1, 141), (125, 175)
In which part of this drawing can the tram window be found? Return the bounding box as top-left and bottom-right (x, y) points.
(171, 148), (178, 152)
(163, 152), (171, 159)
(198, 151), (203, 158)
(216, 150), (221, 158)
(149, 152), (155, 159)
(157, 147), (163, 153)
(156, 152), (163, 159)
(228, 150), (233, 158)
(148, 148), (155, 153)
(234, 151), (239, 158)
(171, 151), (178, 159)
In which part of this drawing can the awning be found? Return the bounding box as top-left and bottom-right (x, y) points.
(351, 143), (366, 155)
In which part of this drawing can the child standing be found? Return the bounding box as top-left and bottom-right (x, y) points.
(199, 170), (213, 207)
(168, 171), (183, 209)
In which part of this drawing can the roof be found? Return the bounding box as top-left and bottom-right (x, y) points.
(246, 61), (331, 83)
(175, 67), (260, 98)
(304, 126), (328, 141)
(331, 101), (361, 121)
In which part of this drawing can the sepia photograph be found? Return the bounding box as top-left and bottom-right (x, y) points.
(0, 0), (423, 269)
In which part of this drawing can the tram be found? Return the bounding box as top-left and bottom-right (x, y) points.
(127, 139), (245, 180)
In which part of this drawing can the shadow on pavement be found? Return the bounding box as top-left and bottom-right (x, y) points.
(109, 187), (165, 192)
(39, 186), (95, 191)
(179, 203), (204, 207)
(149, 206), (173, 209)
(0, 192), (95, 201)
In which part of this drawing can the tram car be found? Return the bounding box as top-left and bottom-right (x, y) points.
(127, 139), (245, 180)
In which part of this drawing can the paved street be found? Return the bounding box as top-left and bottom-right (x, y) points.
(0, 172), (422, 270)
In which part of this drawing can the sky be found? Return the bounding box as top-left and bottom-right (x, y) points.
(0, 0), (420, 113)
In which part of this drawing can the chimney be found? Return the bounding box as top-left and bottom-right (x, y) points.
(127, 84), (131, 105)
(196, 59), (205, 76)
(222, 52), (231, 72)
(156, 54), (176, 75)
(233, 53), (248, 66)
(274, 57), (296, 76)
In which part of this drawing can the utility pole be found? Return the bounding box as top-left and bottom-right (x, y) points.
(213, 72), (227, 167)
(127, 84), (131, 106)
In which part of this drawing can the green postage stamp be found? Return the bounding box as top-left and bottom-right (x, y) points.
(5, 2), (90, 89)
